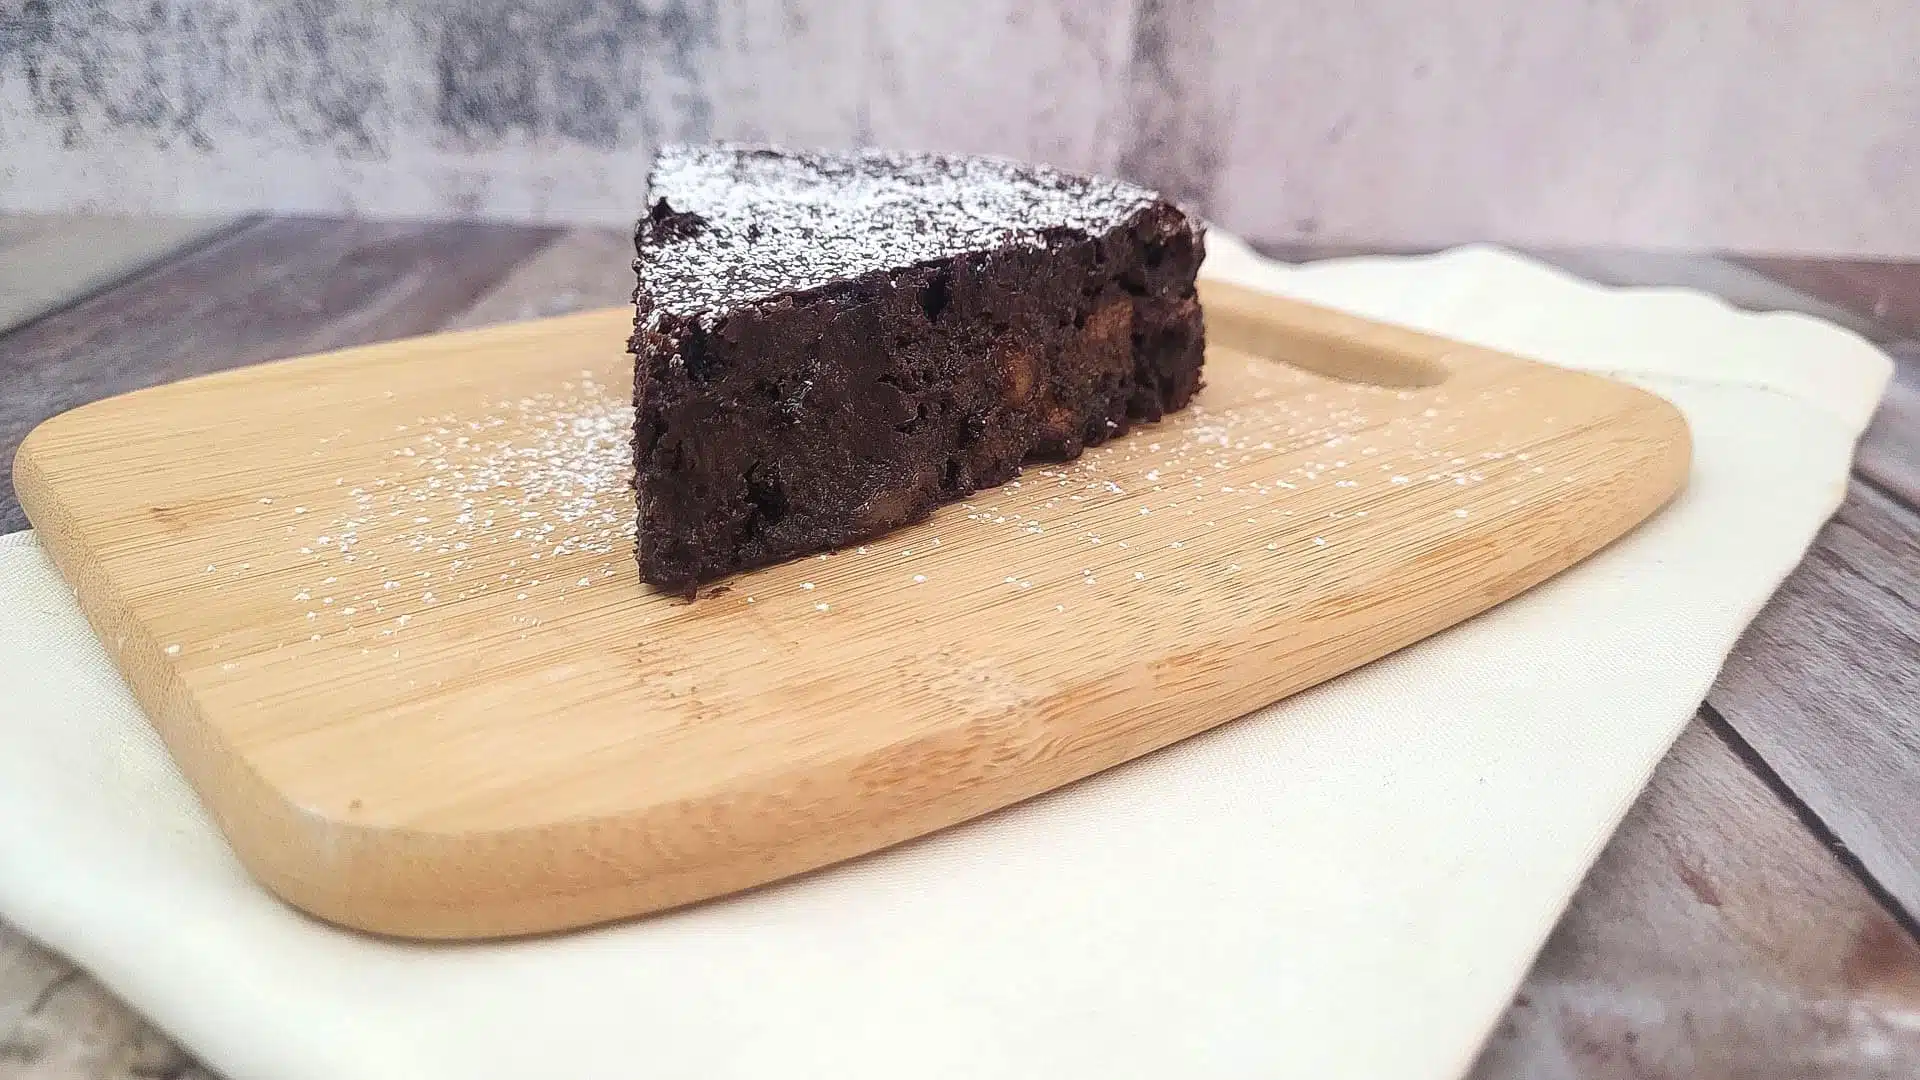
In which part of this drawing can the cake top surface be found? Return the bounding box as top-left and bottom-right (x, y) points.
(634, 144), (1163, 323)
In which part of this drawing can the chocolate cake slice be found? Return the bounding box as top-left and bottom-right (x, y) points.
(630, 144), (1206, 591)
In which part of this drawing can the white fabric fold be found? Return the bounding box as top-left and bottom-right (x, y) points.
(0, 239), (1889, 1080)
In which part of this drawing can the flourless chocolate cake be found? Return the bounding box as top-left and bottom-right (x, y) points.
(630, 144), (1205, 591)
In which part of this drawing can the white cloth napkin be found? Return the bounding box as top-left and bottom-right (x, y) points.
(0, 239), (1890, 1080)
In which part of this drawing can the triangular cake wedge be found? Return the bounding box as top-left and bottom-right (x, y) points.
(629, 144), (1206, 591)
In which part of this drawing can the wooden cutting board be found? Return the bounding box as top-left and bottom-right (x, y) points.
(14, 280), (1689, 940)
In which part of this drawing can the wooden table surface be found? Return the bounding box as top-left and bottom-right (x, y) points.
(0, 217), (1915, 1080)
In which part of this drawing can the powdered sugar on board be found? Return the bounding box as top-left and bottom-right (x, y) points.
(274, 372), (636, 644)
(236, 349), (1581, 647)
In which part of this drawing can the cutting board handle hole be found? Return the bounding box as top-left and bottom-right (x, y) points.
(1200, 281), (1451, 389)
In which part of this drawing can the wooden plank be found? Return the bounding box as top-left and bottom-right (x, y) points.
(1856, 343), (1919, 508)
(1473, 718), (1920, 1079)
(0, 216), (242, 337)
(441, 227), (633, 332)
(15, 282), (1690, 938)
(1614, 251), (1920, 924)
(0, 218), (561, 534)
(1738, 257), (1920, 345)
(1706, 479), (1920, 920)
(1530, 252), (1920, 919)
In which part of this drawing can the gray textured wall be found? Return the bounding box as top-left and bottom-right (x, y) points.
(3, 0), (1917, 255)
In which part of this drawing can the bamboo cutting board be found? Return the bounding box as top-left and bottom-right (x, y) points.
(14, 280), (1689, 940)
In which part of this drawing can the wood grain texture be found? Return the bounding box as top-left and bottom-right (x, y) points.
(0, 216), (242, 336)
(1706, 481), (1920, 920)
(0, 218), (561, 534)
(1472, 718), (1920, 1080)
(440, 227), (633, 332)
(1855, 343), (1919, 508)
(1738, 257), (1920, 345)
(1653, 252), (1920, 926)
(14, 281), (1689, 938)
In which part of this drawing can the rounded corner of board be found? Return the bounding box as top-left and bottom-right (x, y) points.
(12, 412), (59, 474)
(197, 776), (455, 934)
(223, 793), (656, 940)
(227, 806), (487, 940)
(12, 393), (143, 501)
(10, 419), (69, 532)
(1633, 384), (1696, 487)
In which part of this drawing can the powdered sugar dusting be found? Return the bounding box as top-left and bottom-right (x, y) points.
(287, 372), (635, 635)
(258, 330), (1563, 633)
(637, 144), (1160, 323)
